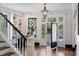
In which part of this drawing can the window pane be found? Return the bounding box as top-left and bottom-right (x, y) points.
(58, 24), (63, 39)
(42, 18), (46, 22)
(42, 24), (46, 38)
(47, 23), (51, 34)
(28, 18), (37, 36)
(47, 17), (56, 23)
(59, 17), (63, 22)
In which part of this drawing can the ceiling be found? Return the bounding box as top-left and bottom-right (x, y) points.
(0, 3), (74, 13)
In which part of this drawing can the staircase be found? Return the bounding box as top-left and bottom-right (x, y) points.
(0, 12), (27, 56)
(0, 40), (19, 56)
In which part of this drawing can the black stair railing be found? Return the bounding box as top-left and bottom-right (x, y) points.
(0, 12), (27, 55)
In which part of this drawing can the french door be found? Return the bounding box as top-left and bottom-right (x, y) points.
(41, 14), (65, 47)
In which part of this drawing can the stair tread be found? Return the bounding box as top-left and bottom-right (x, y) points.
(0, 52), (15, 56)
(0, 41), (5, 43)
(0, 46), (10, 51)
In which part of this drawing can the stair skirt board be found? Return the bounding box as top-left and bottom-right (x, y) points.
(0, 47), (15, 56)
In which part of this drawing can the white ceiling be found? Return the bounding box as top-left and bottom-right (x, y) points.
(0, 3), (74, 13)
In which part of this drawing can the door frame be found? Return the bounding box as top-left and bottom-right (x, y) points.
(47, 14), (65, 48)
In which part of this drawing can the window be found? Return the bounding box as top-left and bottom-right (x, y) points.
(47, 17), (56, 22)
(28, 18), (37, 37)
(58, 24), (63, 39)
(47, 23), (51, 34)
(58, 17), (63, 22)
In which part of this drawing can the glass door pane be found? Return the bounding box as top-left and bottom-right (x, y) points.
(58, 24), (63, 40)
(42, 24), (46, 39)
(46, 23), (51, 46)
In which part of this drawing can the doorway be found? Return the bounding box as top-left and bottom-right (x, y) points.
(41, 14), (65, 48)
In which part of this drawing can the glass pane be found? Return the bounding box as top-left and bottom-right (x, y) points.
(42, 24), (46, 38)
(58, 24), (63, 39)
(47, 23), (51, 46)
(47, 17), (56, 23)
(47, 23), (51, 34)
(59, 17), (63, 22)
(42, 18), (46, 22)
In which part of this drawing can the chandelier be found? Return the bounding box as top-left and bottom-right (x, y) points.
(41, 3), (49, 19)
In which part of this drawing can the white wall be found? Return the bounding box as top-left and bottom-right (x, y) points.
(72, 4), (78, 47)
(19, 12), (42, 46)
(21, 14), (28, 35)
(24, 9), (74, 46)
(65, 10), (73, 45)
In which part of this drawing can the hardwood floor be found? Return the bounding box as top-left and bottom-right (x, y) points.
(34, 46), (76, 56)
(20, 46), (76, 56)
(65, 47), (76, 56)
